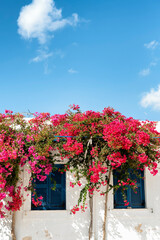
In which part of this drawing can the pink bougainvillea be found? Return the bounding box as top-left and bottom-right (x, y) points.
(0, 105), (160, 218)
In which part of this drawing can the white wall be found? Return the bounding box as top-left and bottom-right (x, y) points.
(2, 165), (156, 240)
(0, 214), (12, 240)
(1, 166), (160, 240)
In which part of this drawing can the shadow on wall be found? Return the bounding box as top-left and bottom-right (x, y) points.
(71, 214), (90, 240)
(0, 215), (12, 240)
(94, 167), (160, 240)
(107, 211), (160, 240)
(69, 185), (91, 240)
(20, 215), (90, 240)
(15, 180), (92, 240)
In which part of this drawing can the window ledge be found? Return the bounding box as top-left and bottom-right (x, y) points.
(22, 209), (70, 220)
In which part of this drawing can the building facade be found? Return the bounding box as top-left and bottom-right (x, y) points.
(1, 123), (160, 240)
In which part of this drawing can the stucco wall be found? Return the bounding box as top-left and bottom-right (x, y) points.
(0, 214), (12, 240)
(2, 166), (157, 240)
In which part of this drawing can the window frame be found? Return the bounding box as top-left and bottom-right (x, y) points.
(31, 164), (66, 211)
(113, 169), (145, 209)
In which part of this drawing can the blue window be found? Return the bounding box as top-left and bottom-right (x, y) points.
(113, 170), (145, 209)
(31, 165), (66, 210)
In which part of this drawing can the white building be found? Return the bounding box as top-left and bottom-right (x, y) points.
(1, 123), (160, 240)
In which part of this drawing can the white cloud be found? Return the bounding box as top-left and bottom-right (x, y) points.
(139, 68), (150, 77)
(17, 0), (78, 44)
(140, 85), (160, 110)
(30, 49), (53, 62)
(144, 40), (159, 50)
(68, 68), (78, 74)
(30, 48), (65, 63)
(150, 61), (157, 66)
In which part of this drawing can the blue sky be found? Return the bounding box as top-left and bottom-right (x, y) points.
(1, 0), (160, 120)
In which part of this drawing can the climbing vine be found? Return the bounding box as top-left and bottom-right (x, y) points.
(0, 106), (160, 223)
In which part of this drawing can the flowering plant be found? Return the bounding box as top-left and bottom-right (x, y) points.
(51, 106), (160, 213)
(0, 106), (160, 221)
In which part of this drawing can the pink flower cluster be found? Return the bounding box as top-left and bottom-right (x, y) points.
(108, 152), (127, 169)
(71, 204), (87, 214)
(89, 161), (107, 184)
(149, 162), (158, 176)
(118, 179), (137, 188)
(90, 147), (98, 158)
(63, 138), (83, 156)
(136, 131), (150, 146)
(5, 186), (23, 211)
(138, 153), (148, 164)
(51, 114), (68, 127)
(69, 104), (80, 111)
(124, 200), (129, 206)
(71, 205), (79, 214)
(103, 120), (132, 150)
(32, 196), (43, 207)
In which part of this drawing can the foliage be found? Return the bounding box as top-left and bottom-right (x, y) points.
(0, 106), (160, 218)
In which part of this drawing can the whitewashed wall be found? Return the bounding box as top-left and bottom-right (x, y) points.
(2, 165), (159, 240)
(1, 166), (160, 240)
(1, 122), (160, 240)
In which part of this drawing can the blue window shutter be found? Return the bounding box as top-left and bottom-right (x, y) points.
(49, 168), (66, 210)
(130, 170), (145, 208)
(114, 188), (128, 208)
(31, 164), (66, 210)
(114, 169), (145, 209)
(31, 177), (49, 210)
(113, 172), (128, 208)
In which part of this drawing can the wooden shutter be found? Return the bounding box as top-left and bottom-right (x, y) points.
(114, 169), (145, 209)
(114, 172), (128, 208)
(130, 170), (145, 208)
(31, 164), (66, 210)
(31, 177), (49, 210)
(49, 166), (66, 210)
